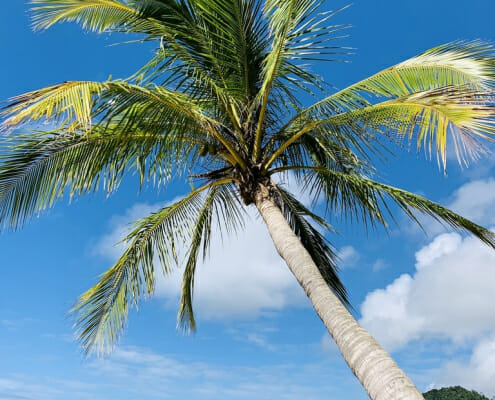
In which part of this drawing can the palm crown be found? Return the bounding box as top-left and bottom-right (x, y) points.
(1, 0), (495, 384)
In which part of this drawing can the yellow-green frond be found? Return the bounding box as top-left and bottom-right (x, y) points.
(31, 0), (144, 33)
(2, 81), (104, 131)
(302, 40), (495, 116)
(273, 86), (494, 170)
(335, 87), (495, 168)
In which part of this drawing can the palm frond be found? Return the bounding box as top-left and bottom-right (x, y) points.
(252, 0), (349, 160)
(2, 81), (104, 131)
(328, 86), (495, 168)
(268, 85), (495, 170)
(294, 167), (495, 247)
(72, 180), (231, 355)
(30, 1), (246, 124)
(1, 80), (205, 131)
(0, 129), (195, 230)
(178, 183), (245, 331)
(31, 0), (157, 33)
(1, 80), (247, 168)
(305, 40), (495, 116)
(273, 184), (349, 306)
(269, 133), (375, 189)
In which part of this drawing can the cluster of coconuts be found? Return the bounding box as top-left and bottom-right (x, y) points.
(199, 143), (218, 157)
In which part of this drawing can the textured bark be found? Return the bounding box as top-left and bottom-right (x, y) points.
(255, 186), (424, 400)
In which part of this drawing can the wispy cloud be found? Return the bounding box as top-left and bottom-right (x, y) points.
(0, 346), (362, 400)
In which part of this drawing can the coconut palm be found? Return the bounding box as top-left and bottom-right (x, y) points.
(1, 1), (495, 399)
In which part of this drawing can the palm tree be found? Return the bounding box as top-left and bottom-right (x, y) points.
(1, 1), (494, 399)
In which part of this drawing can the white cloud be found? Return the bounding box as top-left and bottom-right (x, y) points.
(361, 178), (495, 351)
(434, 336), (495, 395)
(158, 209), (308, 320)
(447, 178), (495, 225)
(360, 231), (495, 351)
(371, 259), (387, 272)
(94, 177), (313, 322)
(337, 246), (360, 269)
(360, 177), (495, 395)
(0, 342), (365, 400)
(93, 201), (170, 260)
(406, 178), (495, 237)
(81, 345), (363, 400)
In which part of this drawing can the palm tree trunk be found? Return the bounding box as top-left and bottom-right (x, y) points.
(254, 185), (423, 400)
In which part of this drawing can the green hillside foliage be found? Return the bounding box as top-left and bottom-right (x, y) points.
(424, 386), (490, 400)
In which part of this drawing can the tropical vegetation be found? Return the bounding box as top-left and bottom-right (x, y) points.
(424, 386), (491, 400)
(1, 1), (495, 399)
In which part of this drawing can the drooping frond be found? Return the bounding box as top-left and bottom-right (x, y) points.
(72, 180), (232, 355)
(177, 189), (217, 332)
(303, 40), (495, 116)
(268, 85), (495, 171)
(272, 184), (349, 306)
(0, 129), (195, 230)
(327, 87), (495, 168)
(2, 81), (104, 130)
(1, 80), (207, 131)
(178, 183), (244, 330)
(295, 167), (495, 247)
(1, 80), (247, 168)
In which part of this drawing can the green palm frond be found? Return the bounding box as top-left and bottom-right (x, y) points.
(1, 80), (206, 131)
(252, 0), (349, 160)
(178, 188), (218, 332)
(72, 180), (232, 355)
(273, 184), (349, 306)
(178, 183), (245, 331)
(329, 86), (495, 168)
(269, 133), (376, 192)
(0, 129), (196, 230)
(267, 85), (495, 170)
(293, 167), (495, 247)
(305, 40), (495, 116)
(1, 80), (247, 168)
(31, 0), (157, 33)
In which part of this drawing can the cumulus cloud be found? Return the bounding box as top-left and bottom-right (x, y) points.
(93, 178), (312, 322)
(360, 231), (495, 351)
(447, 178), (495, 225)
(434, 336), (495, 395)
(158, 209), (307, 320)
(359, 177), (495, 395)
(360, 177), (495, 351)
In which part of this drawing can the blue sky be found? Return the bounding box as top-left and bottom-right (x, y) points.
(1, 1), (495, 399)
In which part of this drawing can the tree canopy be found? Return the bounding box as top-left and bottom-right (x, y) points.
(424, 386), (491, 400)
